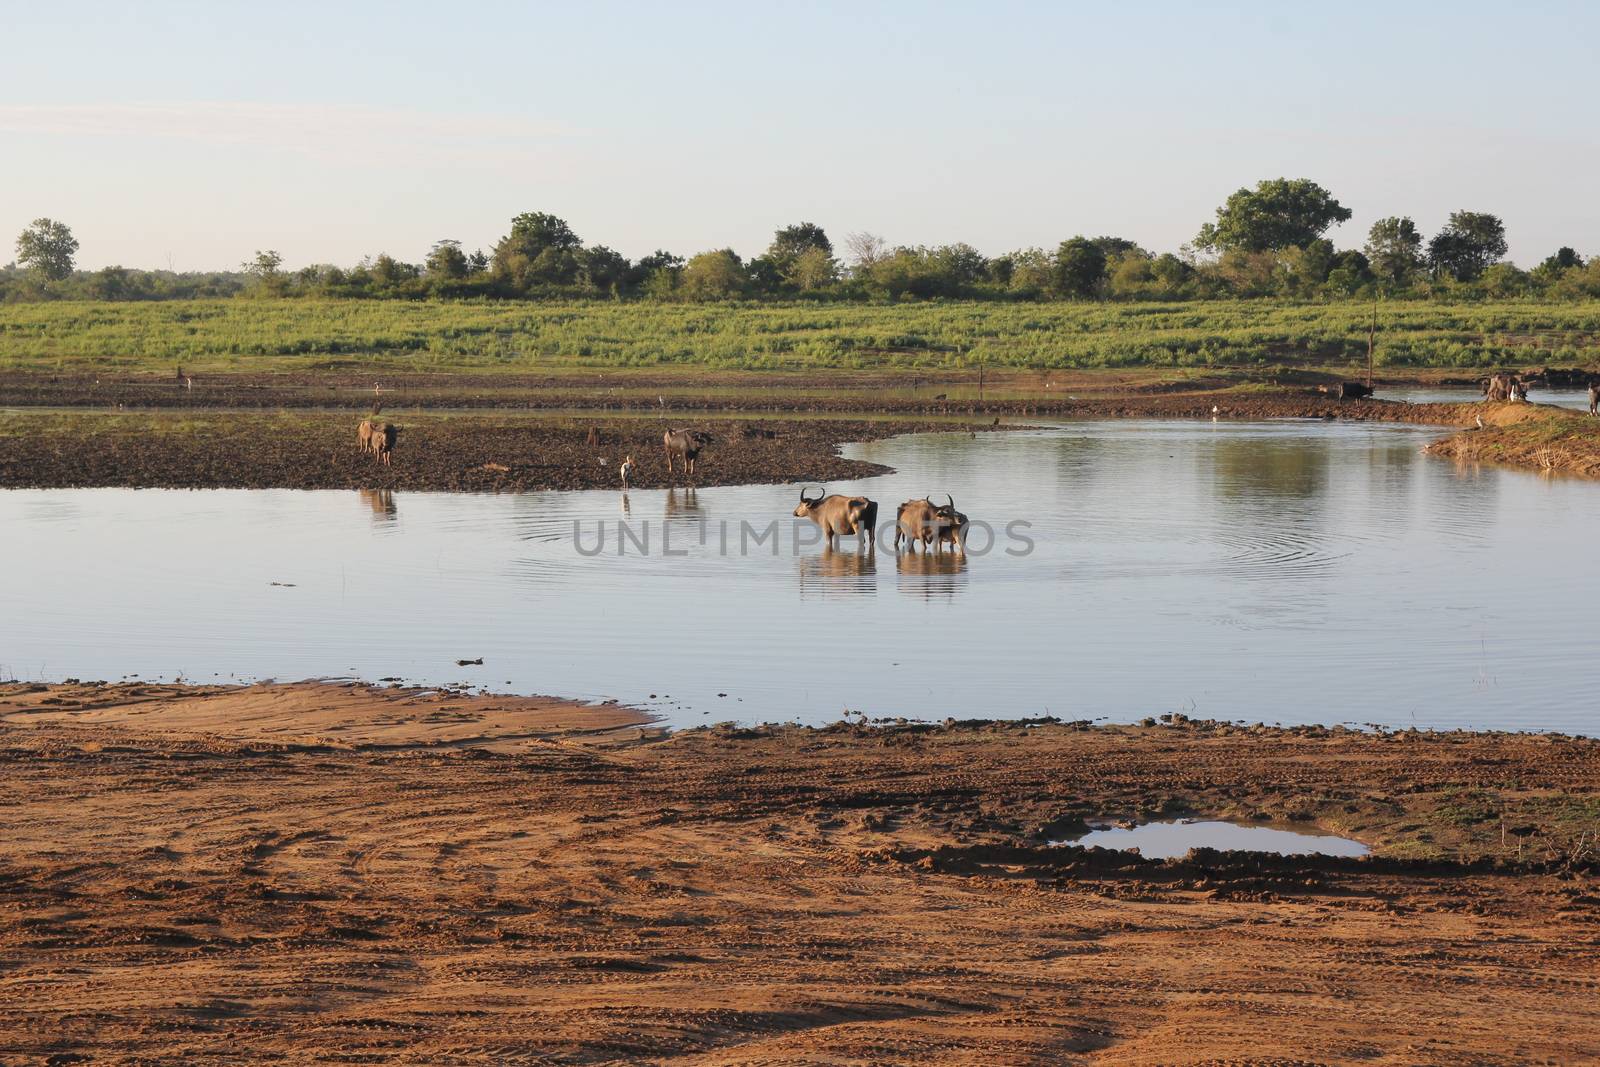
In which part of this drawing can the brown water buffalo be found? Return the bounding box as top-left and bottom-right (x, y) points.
(663, 428), (712, 477)
(895, 495), (963, 553)
(794, 488), (876, 549)
(370, 423), (397, 466)
(1483, 373), (1519, 402)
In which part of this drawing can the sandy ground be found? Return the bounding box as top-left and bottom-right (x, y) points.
(2, 682), (1596, 1064)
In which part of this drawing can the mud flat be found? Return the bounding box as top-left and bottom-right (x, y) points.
(0, 392), (1490, 492)
(2, 681), (1597, 1064)
(0, 413), (973, 492)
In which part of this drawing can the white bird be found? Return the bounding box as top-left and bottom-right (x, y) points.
(658, 395), (666, 408)
(619, 454), (634, 489)
(1475, 414), (1485, 430)
(1211, 404), (1220, 422)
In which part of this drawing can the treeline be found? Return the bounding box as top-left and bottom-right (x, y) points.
(6, 179), (1599, 304)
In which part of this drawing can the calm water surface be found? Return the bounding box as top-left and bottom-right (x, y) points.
(1063, 820), (1369, 859)
(1380, 386), (1594, 409)
(4, 420), (1597, 732)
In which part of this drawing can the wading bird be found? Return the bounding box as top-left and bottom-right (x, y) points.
(620, 455), (634, 489)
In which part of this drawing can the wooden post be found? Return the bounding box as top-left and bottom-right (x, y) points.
(1367, 297), (1377, 388)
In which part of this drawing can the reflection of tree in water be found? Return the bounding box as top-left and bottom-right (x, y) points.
(1207, 438), (1331, 499)
(358, 489), (397, 522)
(796, 545), (877, 598)
(895, 549), (968, 600)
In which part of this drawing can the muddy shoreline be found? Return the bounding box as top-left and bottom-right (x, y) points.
(0, 389), (1477, 493)
(2, 680), (1597, 1063)
(5, 365), (1598, 487)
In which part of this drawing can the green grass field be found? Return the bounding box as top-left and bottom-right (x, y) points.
(4, 298), (1599, 374)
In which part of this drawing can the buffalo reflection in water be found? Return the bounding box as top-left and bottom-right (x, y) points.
(796, 544), (877, 597)
(895, 547), (967, 600)
(664, 487), (703, 521)
(358, 489), (397, 523)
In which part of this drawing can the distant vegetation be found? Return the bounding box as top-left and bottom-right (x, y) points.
(5, 298), (1598, 373)
(5, 178), (1600, 306)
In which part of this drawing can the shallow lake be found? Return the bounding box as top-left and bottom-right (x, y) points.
(1061, 820), (1369, 860)
(4, 419), (1598, 733)
(1380, 386), (1594, 410)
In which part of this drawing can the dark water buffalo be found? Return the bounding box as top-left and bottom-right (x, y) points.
(794, 488), (876, 549)
(663, 428), (712, 477)
(895, 494), (965, 553)
(1338, 381), (1374, 400)
(931, 499), (969, 555)
(371, 423), (398, 466)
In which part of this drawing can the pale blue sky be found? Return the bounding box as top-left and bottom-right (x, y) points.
(3, 0), (1596, 270)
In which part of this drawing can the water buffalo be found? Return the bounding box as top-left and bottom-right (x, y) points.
(930, 495), (969, 555)
(1338, 382), (1373, 400)
(371, 423), (397, 466)
(663, 428), (712, 477)
(1589, 383), (1600, 416)
(895, 495), (962, 553)
(1483, 373), (1519, 402)
(794, 488), (876, 549)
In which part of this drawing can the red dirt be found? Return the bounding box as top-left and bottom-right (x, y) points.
(2, 682), (1596, 1064)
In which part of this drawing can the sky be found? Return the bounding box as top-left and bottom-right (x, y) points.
(3, 0), (1597, 271)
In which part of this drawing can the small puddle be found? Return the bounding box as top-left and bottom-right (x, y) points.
(1059, 820), (1368, 860)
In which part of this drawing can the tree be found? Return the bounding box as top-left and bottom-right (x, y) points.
(242, 250), (286, 295)
(1365, 217), (1424, 285)
(425, 239), (469, 279)
(933, 243), (988, 287)
(1427, 210), (1507, 282)
(1053, 236), (1106, 298)
(1150, 253), (1191, 294)
(766, 222), (832, 278)
(788, 246), (838, 291)
(626, 250), (683, 296)
(1090, 236), (1147, 259)
(1538, 247), (1583, 274)
(680, 249), (746, 300)
(1000, 248), (1053, 295)
(370, 253), (419, 290)
(1325, 250), (1372, 296)
(1481, 262), (1528, 297)
(843, 231), (887, 272)
(578, 245), (630, 295)
(16, 218), (79, 280)
(1195, 178), (1351, 253)
(244, 249), (283, 276)
(491, 211), (583, 289)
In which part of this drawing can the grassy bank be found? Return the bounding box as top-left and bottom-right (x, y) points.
(1426, 402), (1600, 475)
(4, 297), (1600, 374)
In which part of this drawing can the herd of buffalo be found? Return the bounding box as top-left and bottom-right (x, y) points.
(794, 487), (967, 554)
